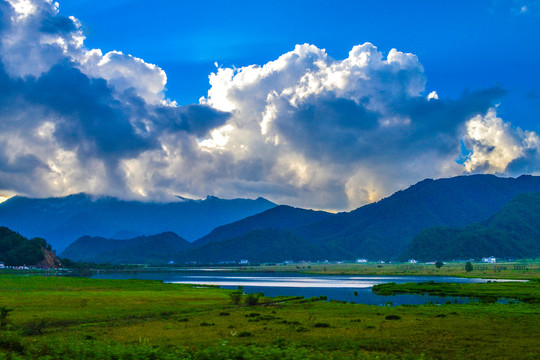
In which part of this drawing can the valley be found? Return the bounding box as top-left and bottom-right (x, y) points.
(0, 274), (539, 359)
(1, 174), (540, 359)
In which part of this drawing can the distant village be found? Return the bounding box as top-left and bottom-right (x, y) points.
(183, 256), (505, 267)
(0, 256), (508, 270)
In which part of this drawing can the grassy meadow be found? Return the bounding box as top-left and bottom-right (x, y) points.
(373, 280), (540, 303)
(242, 259), (540, 280)
(0, 274), (539, 359)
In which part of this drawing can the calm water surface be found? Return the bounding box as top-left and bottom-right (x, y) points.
(91, 271), (499, 306)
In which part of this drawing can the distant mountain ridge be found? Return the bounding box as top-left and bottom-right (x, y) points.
(59, 205), (337, 264)
(294, 174), (540, 259)
(188, 174), (540, 261)
(402, 190), (540, 261)
(193, 205), (333, 247)
(60, 232), (191, 264)
(58, 174), (540, 264)
(178, 229), (345, 264)
(0, 194), (276, 251)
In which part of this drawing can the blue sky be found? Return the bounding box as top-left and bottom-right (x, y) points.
(60, 0), (540, 129)
(0, 0), (539, 209)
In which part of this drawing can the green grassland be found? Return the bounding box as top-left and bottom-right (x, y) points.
(373, 280), (540, 303)
(242, 259), (540, 280)
(0, 275), (539, 359)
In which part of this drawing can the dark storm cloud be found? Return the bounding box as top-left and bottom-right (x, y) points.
(40, 14), (77, 34)
(0, 150), (45, 174)
(0, 56), (228, 164)
(0, 0), (230, 199)
(29, 63), (156, 159)
(273, 87), (505, 165)
(153, 104), (231, 137)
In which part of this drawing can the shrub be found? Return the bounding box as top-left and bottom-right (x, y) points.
(237, 331), (252, 337)
(0, 332), (24, 353)
(229, 291), (243, 305)
(22, 319), (47, 336)
(0, 306), (12, 327)
(385, 315), (401, 320)
(219, 312), (230, 316)
(244, 294), (260, 306)
(313, 322), (330, 328)
(160, 312), (173, 319)
(465, 261), (474, 272)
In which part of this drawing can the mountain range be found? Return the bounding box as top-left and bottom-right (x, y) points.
(58, 174), (540, 263)
(292, 174), (540, 259)
(193, 205), (333, 247)
(61, 232), (191, 264)
(0, 194), (276, 251)
(401, 190), (540, 261)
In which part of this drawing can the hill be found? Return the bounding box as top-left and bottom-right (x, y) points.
(177, 229), (349, 263)
(293, 174), (540, 259)
(192, 175), (540, 261)
(402, 191), (540, 261)
(193, 205), (333, 246)
(0, 194), (276, 251)
(16, 174), (540, 264)
(0, 226), (59, 267)
(60, 232), (191, 264)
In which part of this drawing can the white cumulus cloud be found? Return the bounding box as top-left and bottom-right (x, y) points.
(0, 0), (538, 211)
(191, 43), (511, 209)
(463, 108), (540, 173)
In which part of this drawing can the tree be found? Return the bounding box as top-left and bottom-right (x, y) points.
(465, 261), (473, 272)
(0, 227), (48, 266)
(229, 291), (242, 305)
(435, 261), (444, 269)
(0, 306), (13, 327)
(244, 293), (260, 306)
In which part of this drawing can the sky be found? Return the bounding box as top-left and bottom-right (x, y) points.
(0, 0), (539, 210)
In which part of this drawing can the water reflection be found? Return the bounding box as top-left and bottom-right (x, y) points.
(92, 271), (499, 306)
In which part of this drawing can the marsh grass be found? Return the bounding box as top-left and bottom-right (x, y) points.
(248, 259), (540, 280)
(372, 280), (540, 303)
(0, 275), (538, 359)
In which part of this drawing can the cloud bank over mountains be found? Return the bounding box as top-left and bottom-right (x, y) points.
(0, 0), (538, 210)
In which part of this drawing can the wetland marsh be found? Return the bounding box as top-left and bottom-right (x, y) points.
(0, 269), (539, 359)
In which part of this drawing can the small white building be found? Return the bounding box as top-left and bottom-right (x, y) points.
(482, 256), (497, 264)
(239, 259), (249, 265)
(356, 258), (368, 263)
(408, 259), (418, 264)
(0, 262), (4, 269)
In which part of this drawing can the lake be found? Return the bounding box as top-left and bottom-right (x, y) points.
(91, 271), (499, 306)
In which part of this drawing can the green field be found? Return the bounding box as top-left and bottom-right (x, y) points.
(373, 280), (540, 303)
(0, 274), (539, 359)
(241, 259), (540, 280)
